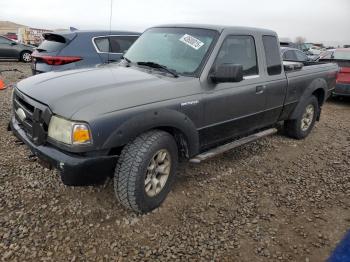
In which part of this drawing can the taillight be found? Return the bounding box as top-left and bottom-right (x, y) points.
(32, 53), (82, 65)
(339, 67), (350, 73)
(336, 67), (350, 84)
(336, 72), (340, 83)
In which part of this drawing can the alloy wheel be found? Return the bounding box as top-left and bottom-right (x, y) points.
(301, 104), (315, 131)
(145, 149), (171, 197)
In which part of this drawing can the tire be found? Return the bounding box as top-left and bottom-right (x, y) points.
(284, 96), (319, 139)
(20, 51), (32, 62)
(114, 130), (178, 213)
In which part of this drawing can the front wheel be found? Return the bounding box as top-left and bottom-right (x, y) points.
(114, 130), (178, 213)
(20, 51), (32, 62)
(284, 96), (319, 139)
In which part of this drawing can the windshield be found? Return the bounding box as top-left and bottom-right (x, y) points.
(124, 27), (218, 76)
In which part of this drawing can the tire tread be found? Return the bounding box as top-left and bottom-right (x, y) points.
(114, 130), (172, 213)
(284, 95), (319, 139)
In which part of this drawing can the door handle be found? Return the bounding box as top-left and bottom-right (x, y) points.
(256, 85), (266, 94)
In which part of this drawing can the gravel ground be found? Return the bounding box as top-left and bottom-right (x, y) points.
(0, 61), (349, 261)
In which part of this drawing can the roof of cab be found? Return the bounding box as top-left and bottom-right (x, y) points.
(152, 23), (277, 35)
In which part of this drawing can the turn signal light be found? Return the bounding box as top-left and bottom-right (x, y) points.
(72, 125), (91, 144)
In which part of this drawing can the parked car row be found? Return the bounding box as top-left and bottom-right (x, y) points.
(280, 47), (312, 62)
(279, 44), (350, 97)
(319, 48), (350, 97)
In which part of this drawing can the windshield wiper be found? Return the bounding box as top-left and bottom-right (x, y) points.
(122, 56), (131, 63)
(136, 61), (179, 78)
(119, 56), (132, 67)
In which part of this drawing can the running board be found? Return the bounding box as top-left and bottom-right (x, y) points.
(189, 128), (277, 163)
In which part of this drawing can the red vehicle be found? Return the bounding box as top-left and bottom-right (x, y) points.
(320, 48), (350, 97)
(4, 32), (18, 41)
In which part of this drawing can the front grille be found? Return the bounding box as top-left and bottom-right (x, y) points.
(13, 89), (51, 145)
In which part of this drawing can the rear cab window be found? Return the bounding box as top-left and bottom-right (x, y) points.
(93, 35), (139, 54)
(262, 35), (282, 75)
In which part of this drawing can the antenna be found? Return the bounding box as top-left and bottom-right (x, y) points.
(108, 0), (113, 64)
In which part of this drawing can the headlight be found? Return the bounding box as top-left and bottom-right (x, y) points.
(48, 116), (92, 145)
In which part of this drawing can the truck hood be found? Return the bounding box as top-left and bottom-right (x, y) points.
(17, 65), (197, 120)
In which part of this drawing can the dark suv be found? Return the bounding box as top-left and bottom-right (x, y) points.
(31, 30), (140, 74)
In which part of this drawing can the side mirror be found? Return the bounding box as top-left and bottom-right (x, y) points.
(210, 64), (244, 83)
(283, 61), (303, 72)
(10, 42), (17, 46)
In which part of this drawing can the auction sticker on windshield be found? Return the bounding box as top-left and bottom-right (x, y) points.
(179, 34), (204, 50)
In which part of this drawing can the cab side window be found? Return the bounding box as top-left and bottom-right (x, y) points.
(215, 35), (258, 76)
(262, 35), (282, 75)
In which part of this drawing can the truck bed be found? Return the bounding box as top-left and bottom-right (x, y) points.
(282, 61), (338, 113)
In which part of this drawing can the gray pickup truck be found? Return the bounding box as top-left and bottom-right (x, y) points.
(10, 24), (338, 213)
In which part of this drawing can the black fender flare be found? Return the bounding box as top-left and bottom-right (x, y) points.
(289, 78), (327, 120)
(102, 109), (200, 157)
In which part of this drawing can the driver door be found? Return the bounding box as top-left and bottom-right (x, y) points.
(200, 35), (267, 147)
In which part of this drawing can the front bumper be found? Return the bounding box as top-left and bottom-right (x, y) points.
(333, 83), (350, 97)
(10, 116), (117, 186)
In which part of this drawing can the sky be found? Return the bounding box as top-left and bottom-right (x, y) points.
(1, 0), (350, 46)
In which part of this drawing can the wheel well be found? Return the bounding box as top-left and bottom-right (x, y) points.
(19, 50), (32, 59)
(312, 88), (325, 106)
(156, 126), (190, 159)
(108, 127), (191, 159)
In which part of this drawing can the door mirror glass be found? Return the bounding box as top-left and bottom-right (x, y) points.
(211, 64), (243, 83)
(283, 61), (303, 72)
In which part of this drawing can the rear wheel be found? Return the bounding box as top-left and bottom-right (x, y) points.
(284, 96), (319, 139)
(114, 130), (178, 213)
(20, 51), (32, 62)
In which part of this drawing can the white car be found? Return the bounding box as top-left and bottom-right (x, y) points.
(308, 46), (322, 55)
